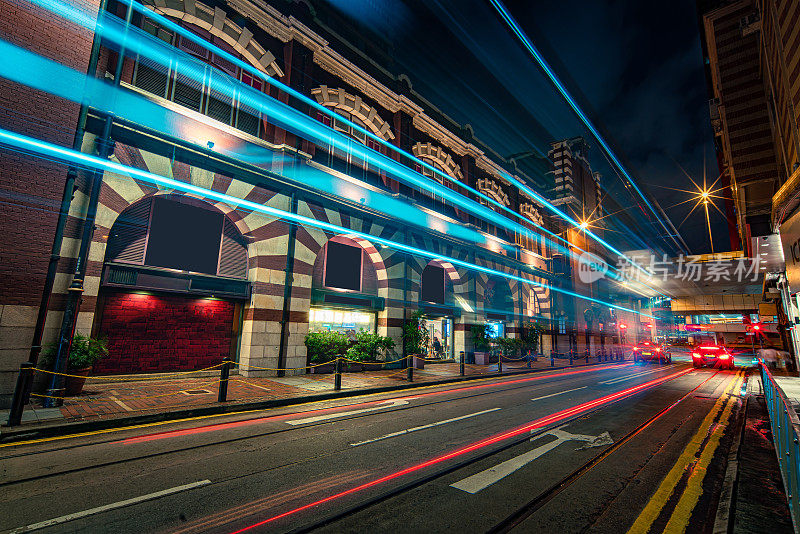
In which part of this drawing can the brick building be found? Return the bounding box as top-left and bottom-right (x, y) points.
(0, 0), (101, 405)
(0, 0), (590, 405)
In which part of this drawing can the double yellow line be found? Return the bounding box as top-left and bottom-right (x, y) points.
(628, 370), (744, 534)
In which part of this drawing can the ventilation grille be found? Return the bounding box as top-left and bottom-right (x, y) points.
(218, 218), (248, 279)
(106, 199), (151, 264)
(133, 57), (169, 98)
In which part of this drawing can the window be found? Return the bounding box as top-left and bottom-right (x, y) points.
(324, 241), (362, 291)
(145, 197), (224, 275)
(132, 19), (268, 138)
(106, 197), (248, 279)
(421, 265), (446, 304)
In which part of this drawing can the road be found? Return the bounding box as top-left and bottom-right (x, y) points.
(0, 360), (746, 533)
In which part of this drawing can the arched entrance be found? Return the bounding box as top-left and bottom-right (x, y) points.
(308, 234), (385, 340)
(95, 195), (249, 374)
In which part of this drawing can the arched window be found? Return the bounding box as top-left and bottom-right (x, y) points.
(130, 8), (282, 138)
(106, 197), (247, 279)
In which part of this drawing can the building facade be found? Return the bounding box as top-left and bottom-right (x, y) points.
(0, 0), (578, 404)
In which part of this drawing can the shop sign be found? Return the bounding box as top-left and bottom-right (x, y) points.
(781, 208), (800, 292)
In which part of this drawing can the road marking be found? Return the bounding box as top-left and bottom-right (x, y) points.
(10, 479), (211, 533)
(627, 371), (743, 534)
(350, 408), (501, 447)
(286, 399), (410, 425)
(663, 373), (743, 532)
(531, 386), (587, 402)
(1, 365), (631, 449)
(450, 427), (613, 494)
(601, 368), (663, 385)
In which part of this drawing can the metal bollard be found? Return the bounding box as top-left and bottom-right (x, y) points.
(550, 350), (555, 367)
(5, 362), (35, 427)
(569, 351), (573, 366)
(498, 355), (503, 373)
(334, 357), (343, 390)
(460, 351), (465, 376)
(585, 350), (589, 364)
(217, 357), (232, 402)
(407, 355), (414, 382)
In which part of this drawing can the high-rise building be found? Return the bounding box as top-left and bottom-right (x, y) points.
(699, 0), (783, 255)
(548, 137), (603, 225)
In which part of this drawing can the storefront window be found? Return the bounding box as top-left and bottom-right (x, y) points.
(426, 317), (453, 359)
(486, 321), (505, 338)
(308, 307), (376, 336)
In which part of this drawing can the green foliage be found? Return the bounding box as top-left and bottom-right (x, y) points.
(470, 324), (492, 351)
(520, 320), (546, 353)
(403, 310), (429, 355)
(495, 337), (521, 357)
(41, 333), (108, 370)
(304, 330), (349, 363)
(346, 330), (395, 361)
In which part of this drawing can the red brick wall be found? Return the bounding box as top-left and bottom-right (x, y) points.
(95, 292), (235, 374)
(0, 0), (99, 306)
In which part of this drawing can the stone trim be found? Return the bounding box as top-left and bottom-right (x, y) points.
(311, 86), (395, 140)
(412, 142), (464, 181)
(145, 0), (284, 77)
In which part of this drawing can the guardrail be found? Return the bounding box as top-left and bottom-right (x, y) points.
(760, 361), (800, 533)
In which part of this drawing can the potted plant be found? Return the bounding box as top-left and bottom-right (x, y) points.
(402, 310), (429, 369)
(347, 330), (395, 371)
(305, 330), (349, 373)
(41, 333), (108, 396)
(520, 320), (546, 361)
(471, 324), (492, 365)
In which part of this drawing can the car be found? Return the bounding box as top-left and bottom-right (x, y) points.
(632, 341), (672, 364)
(691, 345), (734, 370)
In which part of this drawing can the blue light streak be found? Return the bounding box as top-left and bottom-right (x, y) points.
(489, 0), (688, 255)
(0, 126), (655, 319)
(47, 0), (644, 271)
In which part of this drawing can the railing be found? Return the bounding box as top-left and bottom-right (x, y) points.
(760, 361), (800, 533)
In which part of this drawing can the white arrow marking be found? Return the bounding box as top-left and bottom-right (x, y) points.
(450, 426), (614, 494)
(350, 408), (501, 447)
(531, 386), (587, 402)
(286, 399), (410, 425)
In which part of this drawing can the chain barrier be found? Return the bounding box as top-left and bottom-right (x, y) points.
(30, 363), (225, 381)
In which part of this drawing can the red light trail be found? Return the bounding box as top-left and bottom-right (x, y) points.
(119, 364), (631, 444)
(228, 367), (692, 533)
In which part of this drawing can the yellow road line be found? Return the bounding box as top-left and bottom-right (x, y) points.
(1, 364), (630, 449)
(627, 370), (743, 534)
(662, 373), (743, 533)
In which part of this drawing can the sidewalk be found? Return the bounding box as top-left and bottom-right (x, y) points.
(2, 355), (625, 433)
(730, 375), (793, 533)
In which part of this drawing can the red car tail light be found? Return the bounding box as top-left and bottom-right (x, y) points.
(633, 346), (639, 351)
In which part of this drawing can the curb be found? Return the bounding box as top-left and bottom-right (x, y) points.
(0, 359), (626, 444)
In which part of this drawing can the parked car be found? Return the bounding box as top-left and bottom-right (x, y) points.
(632, 341), (671, 364)
(691, 345), (734, 370)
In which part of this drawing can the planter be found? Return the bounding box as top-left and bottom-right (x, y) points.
(412, 355), (425, 369)
(473, 351), (489, 365)
(344, 362), (365, 373)
(65, 367), (91, 396)
(310, 362), (336, 374)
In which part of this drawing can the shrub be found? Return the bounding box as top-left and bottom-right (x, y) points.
(41, 333), (108, 371)
(346, 330), (395, 362)
(470, 324), (492, 351)
(403, 310), (429, 355)
(304, 330), (349, 363)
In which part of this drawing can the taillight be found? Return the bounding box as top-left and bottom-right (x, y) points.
(633, 346), (639, 351)
(655, 347), (662, 353)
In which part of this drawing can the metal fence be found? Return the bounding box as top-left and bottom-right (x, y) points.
(760, 361), (800, 533)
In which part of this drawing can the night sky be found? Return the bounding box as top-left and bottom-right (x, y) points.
(322, 0), (732, 254)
